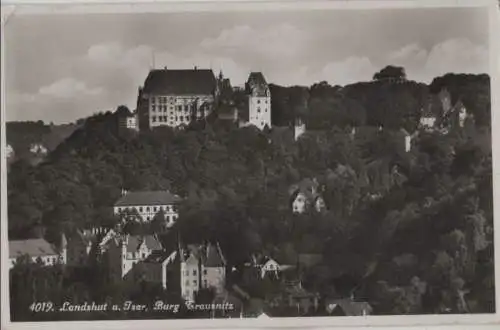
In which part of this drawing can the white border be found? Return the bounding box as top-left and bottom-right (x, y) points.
(1, 1), (499, 329)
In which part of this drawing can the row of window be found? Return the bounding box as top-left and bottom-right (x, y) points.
(151, 104), (211, 112)
(256, 107), (268, 113)
(185, 279), (208, 287)
(126, 251), (148, 260)
(151, 96), (211, 104)
(184, 269), (208, 276)
(256, 99), (269, 104)
(152, 115), (194, 123)
(116, 205), (176, 213)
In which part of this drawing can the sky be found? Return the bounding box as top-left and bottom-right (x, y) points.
(4, 7), (490, 124)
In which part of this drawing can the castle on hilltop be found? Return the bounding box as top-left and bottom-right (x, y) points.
(132, 66), (271, 131)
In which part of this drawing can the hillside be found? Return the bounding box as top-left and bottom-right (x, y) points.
(7, 72), (494, 317)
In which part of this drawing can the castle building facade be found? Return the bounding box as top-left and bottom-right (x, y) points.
(136, 67), (219, 130)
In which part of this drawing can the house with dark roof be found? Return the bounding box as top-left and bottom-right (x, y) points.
(161, 242), (227, 302)
(115, 106), (138, 131)
(136, 67), (219, 130)
(289, 178), (326, 214)
(9, 238), (65, 269)
(242, 72), (271, 130)
(131, 249), (178, 289)
(325, 298), (372, 316)
(113, 190), (182, 227)
(104, 234), (163, 280)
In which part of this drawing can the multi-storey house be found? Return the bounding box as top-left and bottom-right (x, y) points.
(136, 67), (219, 130)
(244, 72), (271, 130)
(157, 242), (227, 302)
(113, 190), (182, 226)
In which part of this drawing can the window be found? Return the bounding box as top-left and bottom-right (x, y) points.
(193, 280), (197, 286)
(185, 280), (190, 286)
(152, 116), (157, 122)
(204, 280), (208, 287)
(146, 207), (150, 211)
(154, 207), (157, 212)
(147, 216), (151, 221)
(257, 100), (261, 104)
(139, 207), (143, 212)
(151, 97), (156, 104)
(257, 108), (261, 113)
(185, 270), (189, 276)
(193, 270), (197, 276)
(203, 269), (207, 275)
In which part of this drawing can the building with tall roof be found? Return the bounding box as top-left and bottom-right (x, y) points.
(245, 72), (271, 130)
(105, 234), (163, 280)
(113, 190), (182, 226)
(289, 178), (326, 214)
(136, 67), (219, 130)
(9, 237), (66, 269)
(115, 106), (138, 131)
(168, 242), (227, 302)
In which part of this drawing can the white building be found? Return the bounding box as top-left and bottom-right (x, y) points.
(178, 243), (226, 302)
(245, 72), (271, 130)
(113, 190), (182, 226)
(9, 237), (66, 269)
(137, 67), (219, 130)
(29, 143), (48, 155)
(420, 116), (437, 129)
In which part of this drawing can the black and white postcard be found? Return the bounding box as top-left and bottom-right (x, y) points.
(1, 0), (499, 329)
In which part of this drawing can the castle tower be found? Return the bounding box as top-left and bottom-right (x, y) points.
(246, 72), (271, 130)
(294, 117), (306, 141)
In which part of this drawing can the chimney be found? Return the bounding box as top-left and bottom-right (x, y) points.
(194, 66), (197, 70)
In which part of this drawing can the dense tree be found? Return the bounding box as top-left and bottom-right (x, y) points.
(6, 71), (493, 319)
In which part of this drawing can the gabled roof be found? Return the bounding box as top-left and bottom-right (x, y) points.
(142, 68), (217, 95)
(114, 190), (182, 207)
(126, 235), (162, 253)
(179, 242), (226, 267)
(115, 106), (133, 117)
(205, 243), (226, 267)
(144, 249), (175, 263)
(246, 72), (269, 97)
(9, 239), (58, 258)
